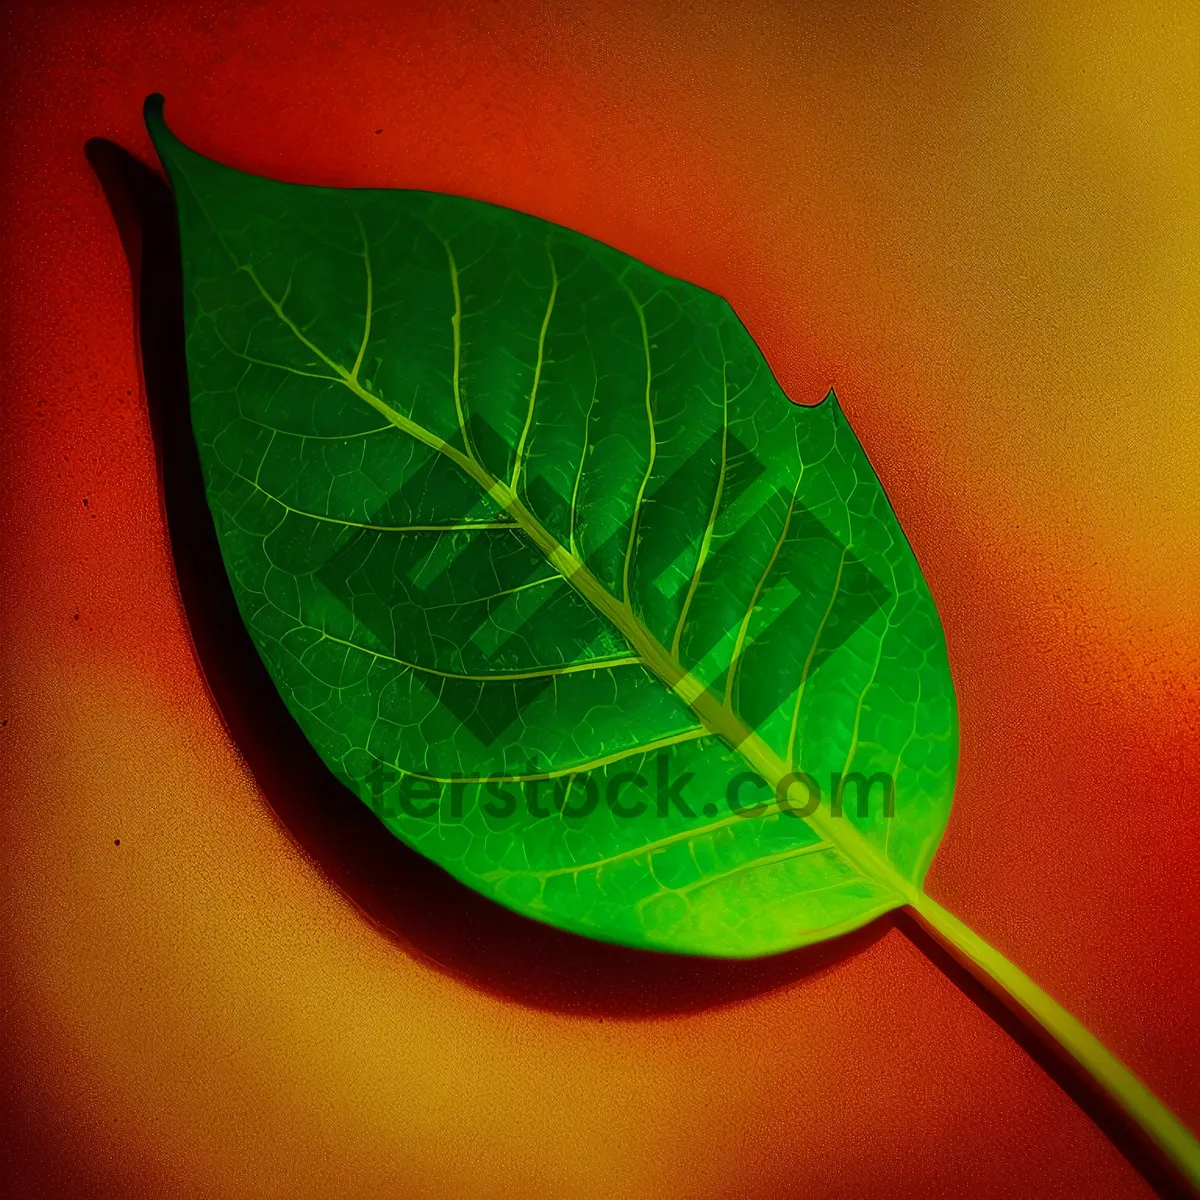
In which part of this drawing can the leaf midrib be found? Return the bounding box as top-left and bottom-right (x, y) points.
(337, 317), (915, 906)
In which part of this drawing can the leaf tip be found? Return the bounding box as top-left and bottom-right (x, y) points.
(143, 93), (182, 164)
(143, 92), (166, 130)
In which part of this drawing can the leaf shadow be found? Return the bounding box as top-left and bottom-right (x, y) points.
(84, 135), (891, 1021)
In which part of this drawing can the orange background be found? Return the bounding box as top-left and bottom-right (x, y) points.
(2, 2), (1198, 1196)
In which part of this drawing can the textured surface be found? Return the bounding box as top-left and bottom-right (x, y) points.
(153, 108), (955, 955)
(2, 2), (1197, 1197)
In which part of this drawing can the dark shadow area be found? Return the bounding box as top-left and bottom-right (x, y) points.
(84, 135), (888, 1021)
(897, 911), (1193, 1200)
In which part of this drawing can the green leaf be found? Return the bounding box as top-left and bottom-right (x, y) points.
(142, 96), (1200, 1188)
(146, 96), (957, 958)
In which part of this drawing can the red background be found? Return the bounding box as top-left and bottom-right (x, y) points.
(3, 2), (1197, 1196)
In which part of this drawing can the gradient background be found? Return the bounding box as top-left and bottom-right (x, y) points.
(2, 2), (1198, 1196)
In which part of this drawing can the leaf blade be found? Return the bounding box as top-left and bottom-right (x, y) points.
(148, 96), (957, 957)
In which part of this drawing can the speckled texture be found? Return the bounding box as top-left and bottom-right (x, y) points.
(2, 2), (1197, 1197)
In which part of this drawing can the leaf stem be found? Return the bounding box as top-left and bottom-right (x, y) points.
(909, 892), (1200, 1192)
